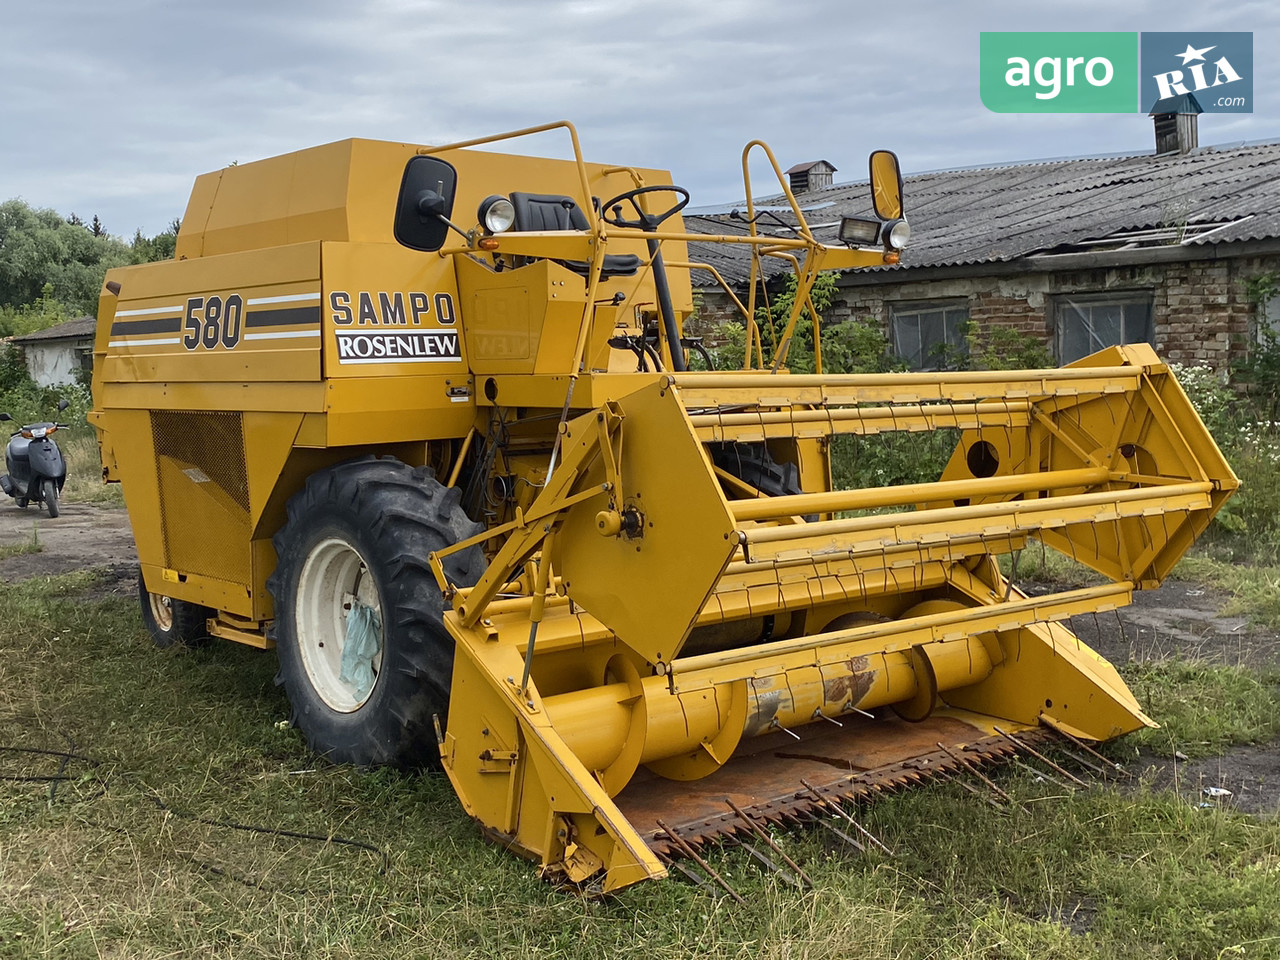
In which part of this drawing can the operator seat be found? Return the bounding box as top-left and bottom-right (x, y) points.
(508, 192), (641, 278)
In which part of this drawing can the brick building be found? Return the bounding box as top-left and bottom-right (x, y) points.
(685, 114), (1280, 372)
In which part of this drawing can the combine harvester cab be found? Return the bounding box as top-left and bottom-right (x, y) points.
(91, 123), (1238, 894)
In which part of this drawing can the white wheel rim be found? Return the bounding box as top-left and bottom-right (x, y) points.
(149, 593), (174, 631)
(295, 537), (384, 712)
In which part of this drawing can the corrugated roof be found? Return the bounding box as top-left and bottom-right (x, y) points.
(11, 316), (96, 343)
(686, 140), (1280, 284)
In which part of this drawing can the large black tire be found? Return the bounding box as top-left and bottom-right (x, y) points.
(138, 568), (214, 648)
(41, 478), (58, 518)
(709, 442), (804, 497)
(267, 458), (484, 768)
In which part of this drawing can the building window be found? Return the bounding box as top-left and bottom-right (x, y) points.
(1262, 294), (1280, 339)
(1054, 294), (1154, 364)
(889, 299), (969, 370)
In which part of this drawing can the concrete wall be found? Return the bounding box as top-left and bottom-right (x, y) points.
(22, 340), (84, 387)
(692, 253), (1278, 371)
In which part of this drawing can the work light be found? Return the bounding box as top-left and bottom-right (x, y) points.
(837, 217), (881, 246)
(478, 196), (516, 234)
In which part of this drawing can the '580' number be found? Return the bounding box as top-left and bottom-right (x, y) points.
(183, 295), (244, 350)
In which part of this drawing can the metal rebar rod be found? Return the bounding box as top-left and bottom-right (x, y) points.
(936, 742), (1020, 806)
(800, 779), (893, 855)
(993, 726), (1088, 787)
(724, 797), (813, 887)
(656, 820), (746, 905)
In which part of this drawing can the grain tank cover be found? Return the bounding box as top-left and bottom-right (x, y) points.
(175, 139), (435, 260)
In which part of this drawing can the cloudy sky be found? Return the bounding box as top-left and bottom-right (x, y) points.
(3, 0), (1277, 238)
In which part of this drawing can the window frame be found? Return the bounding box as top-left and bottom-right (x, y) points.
(887, 298), (970, 371)
(1052, 291), (1155, 364)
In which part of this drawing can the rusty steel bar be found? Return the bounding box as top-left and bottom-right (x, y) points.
(724, 797), (814, 887)
(993, 726), (1088, 787)
(1040, 717), (1133, 777)
(656, 820), (746, 905)
(936, 741), (1020, 807)
(800, 778), (893, 855)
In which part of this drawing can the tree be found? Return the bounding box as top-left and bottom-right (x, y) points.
(0, 200), (179, 318)
(129, 220), (179, 264)
(0, 199), (131, 314)
(0, 283), (70, 339)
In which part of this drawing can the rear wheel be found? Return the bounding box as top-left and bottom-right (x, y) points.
(138, 569), (213, 647)
(41, 478), (58, 518)
(268, 458), (483, 768)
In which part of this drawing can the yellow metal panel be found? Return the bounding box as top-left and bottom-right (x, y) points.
(323, 377), (475, 445)
(101, 243), (322, 384)
(94, 380), (326, 414)
(320, 241), (469, 379)
(553, 382), (737, 666)
(197, 142), (351, 257)
(174, 169), (222, 260)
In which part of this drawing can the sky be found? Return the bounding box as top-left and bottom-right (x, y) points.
(2, 0), (1278, 238)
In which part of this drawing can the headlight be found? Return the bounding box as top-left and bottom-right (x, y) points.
(838, 217), (882, 246)
(478, 196), (516, 234)
(883, 218), (910, 250)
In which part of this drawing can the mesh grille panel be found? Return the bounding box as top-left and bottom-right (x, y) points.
(150, 411), (250, 583)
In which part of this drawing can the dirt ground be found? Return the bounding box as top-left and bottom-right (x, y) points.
(0, 499), (137, 586)
(1063, 582), (1280, 816)
(0, 501), (1276, 815)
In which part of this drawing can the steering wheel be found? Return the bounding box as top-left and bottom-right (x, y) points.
(599, 185), (690, 231)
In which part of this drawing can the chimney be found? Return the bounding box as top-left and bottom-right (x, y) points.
(785, 160), (836, 195)
(1150, 93), (1202, 155)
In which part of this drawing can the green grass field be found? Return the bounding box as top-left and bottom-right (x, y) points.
(2, 569), (1279, 959)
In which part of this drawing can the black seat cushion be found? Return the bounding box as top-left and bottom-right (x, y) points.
(510, 192), (591, 231)
(508, 192), (640, 278)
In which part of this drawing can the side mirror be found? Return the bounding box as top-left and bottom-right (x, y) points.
(869, 150), (904, 221)
(393, 155), (459, 252)
(0, 413), (11, 422)
(57, 399), (69, 412)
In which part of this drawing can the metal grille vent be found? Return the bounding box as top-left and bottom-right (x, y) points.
(150, 410), (250, 583)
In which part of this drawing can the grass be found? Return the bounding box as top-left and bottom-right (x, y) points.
(59, 433), (123, 507)
(1176, 551), (1280, 632)
(1122, 659), (1280, 759)
(2, 568), (1280, 959)
(1000, 539), (1104, 587)
(0, 526), (40, 560)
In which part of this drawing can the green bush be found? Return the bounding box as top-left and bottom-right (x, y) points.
(963, 321), (1054, 371)
(1174, 354), (1280, 557)
(832, 429), (959, 491)
(1171, 362), (1236, 440)
(0, 355), (88, 428)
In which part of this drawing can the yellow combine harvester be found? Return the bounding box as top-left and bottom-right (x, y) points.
(91, 122), (1237, 893)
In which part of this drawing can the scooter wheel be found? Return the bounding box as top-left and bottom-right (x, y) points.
(42, 478), (58, 518)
